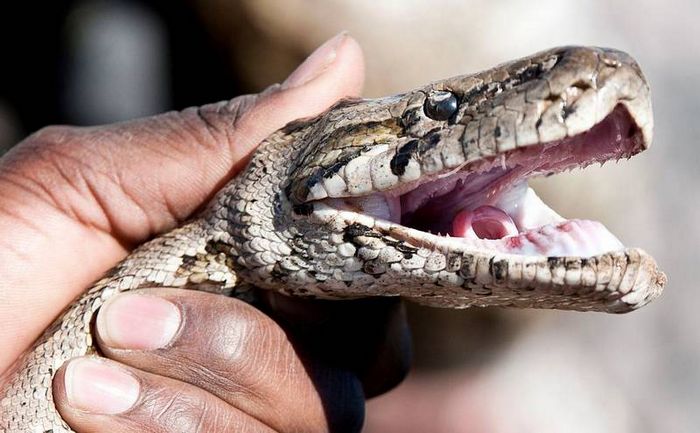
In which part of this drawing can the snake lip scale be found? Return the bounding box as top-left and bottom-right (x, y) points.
(1, 46), (666, 432)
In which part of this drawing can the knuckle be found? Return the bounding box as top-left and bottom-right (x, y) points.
(25, 125), (78, 147)
(173, 301), (291, 389)
(207, 307), (286, 375)
(183, 83), (281, 150)
(28, 125), (76, 143)
(184, 94), (259, 147)
(143, 386), (228, 433)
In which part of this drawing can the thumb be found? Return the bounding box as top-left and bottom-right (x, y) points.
(194, 31), (365, 185)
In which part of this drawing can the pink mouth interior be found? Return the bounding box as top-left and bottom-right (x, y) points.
(393, 105), (644, 256)
(453, 205), (518, 239)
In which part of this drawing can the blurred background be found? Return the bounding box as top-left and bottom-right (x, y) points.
(1, 1), (698, 431)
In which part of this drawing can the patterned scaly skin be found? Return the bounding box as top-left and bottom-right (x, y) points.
(0, 46), (665, 432)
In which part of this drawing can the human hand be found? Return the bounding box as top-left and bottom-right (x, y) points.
(0, 33), (411, 432)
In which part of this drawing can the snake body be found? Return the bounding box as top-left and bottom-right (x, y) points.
(0, 46), (665, 432)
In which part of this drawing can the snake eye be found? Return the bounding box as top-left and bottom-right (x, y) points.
(424, 91), (458, 121)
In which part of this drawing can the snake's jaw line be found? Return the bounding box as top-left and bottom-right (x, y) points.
(1, 46), (665, 432)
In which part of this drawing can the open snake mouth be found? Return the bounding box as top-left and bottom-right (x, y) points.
(322, 104), (645, 257)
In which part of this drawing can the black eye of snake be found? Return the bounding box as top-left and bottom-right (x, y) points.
(424, 90), (458, 120)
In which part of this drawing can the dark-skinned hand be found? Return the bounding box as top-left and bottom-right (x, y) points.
(0, 33), (411, 433)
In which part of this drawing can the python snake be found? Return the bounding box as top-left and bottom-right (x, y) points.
(0, 46), (666, 432)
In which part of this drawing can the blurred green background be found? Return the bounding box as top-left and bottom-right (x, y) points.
(1, 1), (697, 432)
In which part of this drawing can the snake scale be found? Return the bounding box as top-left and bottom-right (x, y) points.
(0, 46), (666, 432)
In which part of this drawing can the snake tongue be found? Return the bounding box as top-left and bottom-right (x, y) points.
(452, 206), (518, 239)
(446, 182), (624, 256)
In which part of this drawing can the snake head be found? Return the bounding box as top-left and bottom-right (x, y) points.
(230, 46), (665, 313)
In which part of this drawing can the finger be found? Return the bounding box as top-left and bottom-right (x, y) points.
(261, 293), (412, 398)
(91, 288), (366, 433)
(53, 356), (275, 433)
(0, 33), (365, 373)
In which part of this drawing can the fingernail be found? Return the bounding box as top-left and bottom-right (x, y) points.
(97, 293), (181, 350)
(283, 31), (348, 89)
(65, 357), (140, 414)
